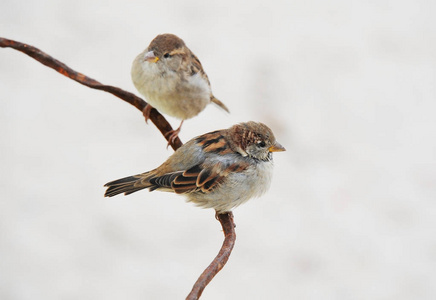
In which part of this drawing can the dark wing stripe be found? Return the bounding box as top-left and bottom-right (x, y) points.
(196, 132), (233, 154)
(203, 140), (229, 153)
(149, 172), (182, 188)
(173, 184), (197, 194)
(197, 169), (212, 186)
(207, 145), (228, 154)
(200, 136), (223, 148)
(202, 176), (219, 192)
(171, 165), (203, 193)
(173, 176), (197, 184)
(183, 165), (202, 177)
(195, 131), (220, 143)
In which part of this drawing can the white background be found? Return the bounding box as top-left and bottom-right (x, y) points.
(1, 1), (435, 299)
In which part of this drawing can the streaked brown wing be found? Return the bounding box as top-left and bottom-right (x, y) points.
(171, 162), (249, 194)
(148, 171), (182, 191)
(195, 131), (234, 155)
(187, 52), (211, 83)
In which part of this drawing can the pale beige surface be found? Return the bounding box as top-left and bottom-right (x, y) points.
(1, 1), (435, 299)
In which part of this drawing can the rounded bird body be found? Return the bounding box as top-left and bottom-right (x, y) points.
(186, 153), (274, 212)
(104, 122), (285, 213)
(132, 57), (211, 120)
(131, 34), (229, 143)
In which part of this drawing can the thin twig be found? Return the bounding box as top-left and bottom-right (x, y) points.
(186, 212), (236, 300)
(1, 37), (237, 299)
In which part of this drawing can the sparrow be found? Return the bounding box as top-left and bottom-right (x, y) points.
(104, 122), (285, 213)
(131, 33), (229, 144)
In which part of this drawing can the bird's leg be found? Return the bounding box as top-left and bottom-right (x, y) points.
(165, 120), (184, 148)
(142, 104), (153, 123)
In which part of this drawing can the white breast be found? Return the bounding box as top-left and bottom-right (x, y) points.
(187, 160), (274, 213)
(131, 56), (211, 120)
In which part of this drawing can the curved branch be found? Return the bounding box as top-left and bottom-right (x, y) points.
(1, 37), (236, 299)
(186, 212), (236, 300)
(0, 37), (182, 150)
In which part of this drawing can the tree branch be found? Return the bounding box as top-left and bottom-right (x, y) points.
(186, 212), (236, 300)
(1, 37), (236, 299)
(0, 37), (182, 150)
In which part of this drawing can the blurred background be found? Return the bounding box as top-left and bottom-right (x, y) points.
(1, 1), (435, 299)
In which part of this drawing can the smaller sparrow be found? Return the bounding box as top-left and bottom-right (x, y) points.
(104, 122), (285, 213)
(131, 33), (229, 144)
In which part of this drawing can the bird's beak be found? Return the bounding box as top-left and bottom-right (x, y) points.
(144, 50), (159, 63)
(269, 142), (286, 152)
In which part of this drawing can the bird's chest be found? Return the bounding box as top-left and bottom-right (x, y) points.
(134, 64), (211, 119)
(233, 161), (273, 198)
(199, 160), (274, 212)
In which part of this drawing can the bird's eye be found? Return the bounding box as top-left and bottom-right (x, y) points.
(163, 53), (171, 58)
(257, 141), (266, 148)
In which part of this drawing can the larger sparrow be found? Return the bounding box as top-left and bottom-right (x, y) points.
(131, 33), (229, 143)
(104, 122), (285, 213)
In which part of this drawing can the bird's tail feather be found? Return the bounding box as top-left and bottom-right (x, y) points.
(104, 173), (153, 197)
(211, 97), (230, 113)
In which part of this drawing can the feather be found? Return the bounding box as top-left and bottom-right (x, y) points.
(211, 97), (230, 113)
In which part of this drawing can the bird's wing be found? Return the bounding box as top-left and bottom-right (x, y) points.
(188, 52), (208, 79)
(150, 161), (249, 194)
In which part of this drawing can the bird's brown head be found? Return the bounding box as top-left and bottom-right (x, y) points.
(229, 122), (286, 161)
(147, 34), (186, 60)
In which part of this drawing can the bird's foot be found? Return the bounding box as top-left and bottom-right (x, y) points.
(142, 104), (153, 123)
(164, 120), (184, 148)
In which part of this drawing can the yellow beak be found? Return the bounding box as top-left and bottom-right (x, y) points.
(144, 51), (159, 63)
(269, 142), (286, 152)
